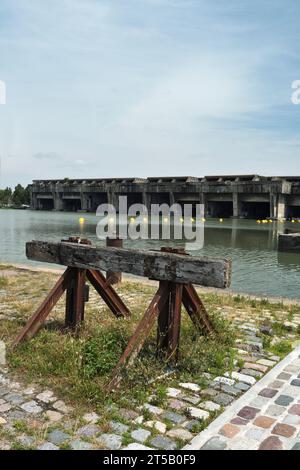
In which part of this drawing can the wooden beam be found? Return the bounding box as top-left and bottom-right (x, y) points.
(26, 240), (232, 288)
(107, 282), (170, 391)
(86, 269), (130, 318)
(12, 268), (73, 346)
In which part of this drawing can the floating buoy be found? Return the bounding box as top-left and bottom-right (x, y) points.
(257, 220), (261, 224)
(79, 217), (85, 224)
(201, 217), (206, 222)
(190, 217), (195, 222)
(292, 219), (295, 223)
(130, 217), (135, 223)
(219, 218), (223, 223)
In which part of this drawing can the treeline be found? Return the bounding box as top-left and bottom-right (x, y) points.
(0, 184), (30, 207)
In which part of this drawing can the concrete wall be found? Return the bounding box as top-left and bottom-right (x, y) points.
(30, 175), (300, 219)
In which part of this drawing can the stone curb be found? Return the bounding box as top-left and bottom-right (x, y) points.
(183, 343), (300, 450)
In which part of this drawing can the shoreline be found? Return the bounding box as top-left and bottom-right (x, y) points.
(1, 261), (300, 306)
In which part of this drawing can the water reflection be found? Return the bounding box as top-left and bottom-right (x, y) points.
(1, 209), (300, 299)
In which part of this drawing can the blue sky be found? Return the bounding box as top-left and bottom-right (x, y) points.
(0, 0), (300, 187)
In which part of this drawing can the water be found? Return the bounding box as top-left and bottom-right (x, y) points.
(1, 209), (300, 299)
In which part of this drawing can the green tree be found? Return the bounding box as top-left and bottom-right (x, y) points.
(0, 187), (12, 206)
(12, 184), (30, 206)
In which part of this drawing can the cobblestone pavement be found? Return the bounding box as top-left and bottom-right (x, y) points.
(184, 345), (300, 450)
(0, 267), (300, 450)
(0, 325), (297, 450)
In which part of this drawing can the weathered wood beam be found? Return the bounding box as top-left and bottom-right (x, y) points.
(26, 241), (231, 288)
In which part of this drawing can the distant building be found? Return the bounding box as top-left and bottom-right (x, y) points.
(29, 175), (300, 219)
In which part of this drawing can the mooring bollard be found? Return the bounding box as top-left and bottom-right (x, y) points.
(106, 237), (123, 284)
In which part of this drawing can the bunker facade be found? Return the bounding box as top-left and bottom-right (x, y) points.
(30, 175), (300, 219)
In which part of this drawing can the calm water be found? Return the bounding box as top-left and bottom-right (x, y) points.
(1, 209), (300, 299)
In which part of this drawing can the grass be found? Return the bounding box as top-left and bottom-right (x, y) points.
(1, 268), (300, 417)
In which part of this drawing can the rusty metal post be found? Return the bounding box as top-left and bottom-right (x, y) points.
(106, 237), (123, 284)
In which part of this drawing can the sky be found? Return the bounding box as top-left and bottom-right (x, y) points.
(0, 0), (300, 187)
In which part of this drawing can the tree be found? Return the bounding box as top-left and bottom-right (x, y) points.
(0, 187), (12, 206)
(12, 184), (30, 206)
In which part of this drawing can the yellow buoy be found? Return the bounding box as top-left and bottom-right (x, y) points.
(219, 218), (223, 223)
(257, 220), (261, 224)
(130, 217), (135, 223)
(201, 217), (206, 222)
(79, 217), (85, 224)
(292, 219), (295, 223)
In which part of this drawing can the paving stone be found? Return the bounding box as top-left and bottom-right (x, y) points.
(277, 373), (292, 381)
(259, 436), (283, 450)
(97, 433), (122, 450)
(282, 414), (300, 425)
(219, 423), (240, 438)
(179, 382), (200, 393)
(36, 391), (56, 403)
(3, 393), (25, 405)
(228, 372), (256, 386)
(237, 406), (259, 420)
(167, 428), (193, 441)
(214, 393), (234, 406)
(259, 388), (278, 398)
(284, 365), (299, 374)
(257, 359), (276, 367)
(291, 379), (300, 387)
(150, 435), (177, 450)
(18, 435), (35, 447)
(245, 427), (266, 441)
(166, 387), (181, 398)
(187, 407), (209, 420)
(200, 401), (220, 412)
(265, 404), (286, 417)
(161, 411), (185, 424)
(249, 396), (270, 408)
(70, 439), (93, 450)
(253, 416), (276, 429)
(200, 436), (227, 450)
(230, 417), (249, 426)
(180, 394), (200, 405)
(142, 404), (163, 416)
(83, 412), (100, 424)
(37, 442), (59, 450)
(184, 420), (200, 431)
(281, 385), (300, 398)
(110, 421), (129, 435)
(0, 403), (11, 412)
(275, 395), (294, 406)
(124, 443), (153, 450)
(134, 416), (144, 425)
(47, 430), (70, 445)
(131, 428), (151, 443)
(44, 410), (63, 422)
(234, 382), (250, 392)
(268, 380), (284, 389)
(20, 400), (43, 414)
(144, 420), (166, 434)
(241, 368), (263, 379)
(52, 400), (71, 414)
(220, 384), (240, 397)
(272, 423), (296, 438)
(77, 424), (100, 438)
(200, 388), (219, 398)
(214, 376), (235, 386)
(168, 399), (187, 410)
(244, 362), (268, 373)
(288, 404), (300, 416)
